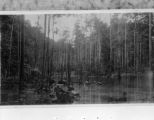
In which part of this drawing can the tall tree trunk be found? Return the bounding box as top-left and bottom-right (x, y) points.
(42, 15), (47, 77)
(47, 15), (51, 76)
(50, 15), (55, 76)
(148, 13), (153, 101)
(109, 15), (112, 74)
(149, 13), (152, 69)
(133, 16), (136, 100)
(34, 16), (40, 68)
(8, 17), (14, 76)
(67, 41), (71, 86)
(124, 21), (127, 91)
(19, 15), (24, 92)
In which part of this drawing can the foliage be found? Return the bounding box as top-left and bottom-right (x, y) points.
(1, 13), (154, 104)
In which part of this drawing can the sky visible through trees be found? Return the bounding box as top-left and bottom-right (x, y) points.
(1, 13), (154, 104)
(25, 14), (110, 41)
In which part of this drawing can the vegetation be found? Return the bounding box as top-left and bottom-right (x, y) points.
(1, 13), (154, 104)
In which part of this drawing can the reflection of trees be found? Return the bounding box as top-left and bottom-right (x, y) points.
(1, 13), (154, 104)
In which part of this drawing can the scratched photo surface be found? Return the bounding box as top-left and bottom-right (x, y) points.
(0, 0), (154, 10)
(1, 13), (154, 105)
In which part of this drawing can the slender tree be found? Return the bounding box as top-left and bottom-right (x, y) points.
(8, 17), (14, 76)
(19, 15), (25, 92)
(42, 14), (47, 76)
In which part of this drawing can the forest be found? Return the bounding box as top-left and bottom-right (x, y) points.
(1, 13), (154, 104)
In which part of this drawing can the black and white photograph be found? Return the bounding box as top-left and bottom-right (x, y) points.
(1, 12), (154, 105)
